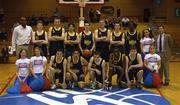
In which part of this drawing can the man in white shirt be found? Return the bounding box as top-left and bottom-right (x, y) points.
(11, 17), (33, 58)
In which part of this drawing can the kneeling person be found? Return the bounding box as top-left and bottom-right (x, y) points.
(108, 48), (125, 88)
(67, 49), (88, 89)
(48, 49), (67, 89)
(88, 51), (106, 89)
(124, 46), (143, 89)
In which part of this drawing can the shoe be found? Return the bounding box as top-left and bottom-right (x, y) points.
(90, 81), (97, 89)
(51, 84), (56, 89)
(164, 82), (169, 86)
(68, 82), (75, 89)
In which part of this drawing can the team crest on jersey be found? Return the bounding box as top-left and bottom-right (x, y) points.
(34, 60), (43, 65)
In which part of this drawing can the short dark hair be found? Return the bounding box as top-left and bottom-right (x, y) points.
(36, 20), (44, 25)
(130, 46), (137, 51)
(68, 23), (75, 28)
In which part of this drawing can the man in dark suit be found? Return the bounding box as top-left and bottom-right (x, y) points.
(155, 25), (173, 86)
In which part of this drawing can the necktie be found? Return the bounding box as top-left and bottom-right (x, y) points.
(159, 34), (162, 52)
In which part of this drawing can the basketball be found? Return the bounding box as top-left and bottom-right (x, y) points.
(83, 49), (92, 57)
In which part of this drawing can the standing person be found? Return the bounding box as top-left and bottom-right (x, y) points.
(66, 49), (88, 89)
(88, 51), (106, 89)
(48, 49), (67, 89)
(64, 23), (79, 58)
(155, 25), (173, 86)
(11, 17), (33, 58)
(48, 17), (65, 57)
(32, 20), (48, 57)
(124, 46), (143, 89)
(140, 29), (154, 59)
(94, 19), (111, 80)
(110, 22), (125, 53)
(79, 21), (95, 61)
(125, 21), (141, 54)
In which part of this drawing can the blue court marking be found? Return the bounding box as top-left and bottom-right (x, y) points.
(0, 88), (170, 105)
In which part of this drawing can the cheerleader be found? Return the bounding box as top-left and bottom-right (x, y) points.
(7, 49), (31, 94)
(48, 17), (65, 57)
(66, 49), (88, 89)
(48, 49), (67, 89)
(79, 21), (95, 61)
(140, 29), (154, 59)
(32, 20), (48, 57)
(15, 49), (30, 85)
(30, 47), (47, 78)
(64, 23), (79, 58)
(144, 45), (161, 75)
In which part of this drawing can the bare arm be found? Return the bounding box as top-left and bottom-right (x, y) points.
(30, 62), (37, 78)
(32, 31), (43, 44)
(94, 29), (106, 42)
(102, 60), (106, 87)
(54, 28), (65, 40)
(88, 57), (97, 72)
(42, 31), (48, 44)
(71, 33), (80, 44)
(48, 27), (56, 41)
(63, 59), (67, 84)
(48, 56), (55, 70)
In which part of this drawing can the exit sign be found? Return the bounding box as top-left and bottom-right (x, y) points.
(175, 8), (180, 17)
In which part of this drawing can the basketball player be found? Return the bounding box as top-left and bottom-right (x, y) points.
(88, 51), (106, 89)
(110, 22), (125, 53)
(124, 46), (143, 89)
(48, 49), (67, 89)
(66, 49), (88, 89)
(125, 21), (141, 54)
(108, 48), (125, 88)
(94, 19), (111, 81)
(79, 21), (95, 61)
(32, 20), (48, 57)
(48, 17), (65, 57)
(64, 23), (79, 58)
